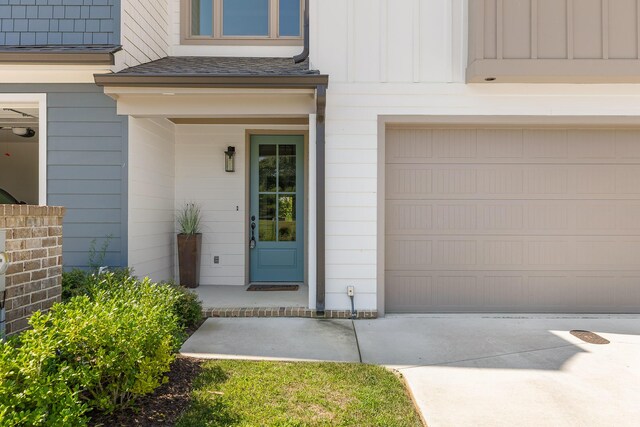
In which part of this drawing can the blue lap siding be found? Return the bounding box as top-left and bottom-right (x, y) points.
(0, 84), (128, 269)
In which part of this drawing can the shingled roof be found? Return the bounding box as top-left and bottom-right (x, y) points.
(0, 45), (121, 64)
(115, 56), (320, 76)
(95, 56), (328, 88)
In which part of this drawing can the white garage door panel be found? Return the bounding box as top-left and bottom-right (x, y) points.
(385, 127), (640, 313)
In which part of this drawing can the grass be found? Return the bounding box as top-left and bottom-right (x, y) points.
(176, 360), (423, 427)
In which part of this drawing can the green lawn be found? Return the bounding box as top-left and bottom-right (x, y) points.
(176, 360), (423, 427)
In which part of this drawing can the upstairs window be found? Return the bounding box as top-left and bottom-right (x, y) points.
(184, 0), (303, 45)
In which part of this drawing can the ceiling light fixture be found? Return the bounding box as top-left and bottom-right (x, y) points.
(11, 128), (36, 138)
(0, 126), (36, 138)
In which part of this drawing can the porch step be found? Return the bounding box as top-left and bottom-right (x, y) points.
(203, 307), (378, 319)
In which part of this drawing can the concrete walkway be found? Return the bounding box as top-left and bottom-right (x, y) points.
(181, 315), (640, 427)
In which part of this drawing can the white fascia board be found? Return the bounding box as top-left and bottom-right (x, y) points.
(0, 65), (113, 84)
(106, 90), (317, 117)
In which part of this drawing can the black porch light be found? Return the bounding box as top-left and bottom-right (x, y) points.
(224, 146), (236, 172)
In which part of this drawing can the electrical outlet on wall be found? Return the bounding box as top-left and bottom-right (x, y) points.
(213, 255), (220, 265)
(347, 286), (355, 297)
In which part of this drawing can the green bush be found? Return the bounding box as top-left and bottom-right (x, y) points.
(61, 268), (134, 302)
(0, 274), (186, 425)
(167, 283), (203, 330)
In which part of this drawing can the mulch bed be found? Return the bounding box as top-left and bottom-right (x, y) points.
(89, 356), (204, 427)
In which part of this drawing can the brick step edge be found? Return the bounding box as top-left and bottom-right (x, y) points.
(203, 307), (378, 319)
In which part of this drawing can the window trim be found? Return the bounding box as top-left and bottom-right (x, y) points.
(181, 0), (304, 46)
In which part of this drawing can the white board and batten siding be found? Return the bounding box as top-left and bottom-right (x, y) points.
(120, 0), (170, 69)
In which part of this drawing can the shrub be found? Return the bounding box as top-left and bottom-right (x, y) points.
(0, 274), (185, 425)
(61, 268), (134, 302)
(0, 339), (89, 426)
(167, 282), (203, 330)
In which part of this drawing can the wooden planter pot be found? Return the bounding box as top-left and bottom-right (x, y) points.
(177, 233), (202, 288)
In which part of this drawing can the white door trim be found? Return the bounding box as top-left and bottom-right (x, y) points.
(0, 93), (47, 206)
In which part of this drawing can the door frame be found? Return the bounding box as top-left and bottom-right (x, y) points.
(245, 129), (309, 285)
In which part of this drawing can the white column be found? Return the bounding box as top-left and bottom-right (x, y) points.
(308, 114), (317, 309)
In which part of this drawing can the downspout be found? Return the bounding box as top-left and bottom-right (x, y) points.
(293, 0), (310, 63)
(315, 84), (327, 314)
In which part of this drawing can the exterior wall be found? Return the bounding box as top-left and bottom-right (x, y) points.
(467, 0), (640, 82)
(0, 84), (128, 270)
(120, 0), (170, 69)
(1, 205), (65, 335)
(318, 83), (640, 311)
(128, 117), (175, 282)
(173, 124), (307, 286)
(311, 0), (466, 83)
(0, 0), (120, 46)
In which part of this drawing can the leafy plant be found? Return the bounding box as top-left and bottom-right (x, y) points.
(177, 203), (202, 235)
(167, 282), (204, 330)
(88, 235), (113, 271)
(61, 268), (134, 303)
(0, 273), (189, 424)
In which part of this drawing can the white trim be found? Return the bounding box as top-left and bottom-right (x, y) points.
(0, 93), (47, 205)
(0, 66), (112, 84)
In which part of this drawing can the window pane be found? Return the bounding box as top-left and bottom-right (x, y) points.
(258, 144), (277, 192)
(278, 144), (296, 192)
(223, 0), (269, 36)
(278, 195), (296, 242)
(191, 0), (213, 36)
(279, 0), (301, 37)
(259, 194), (276, 242)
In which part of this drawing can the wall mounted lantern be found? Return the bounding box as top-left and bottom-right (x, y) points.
(225, 146), (236, 172)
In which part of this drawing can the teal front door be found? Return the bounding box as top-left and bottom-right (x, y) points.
(250, 135), (304, 282)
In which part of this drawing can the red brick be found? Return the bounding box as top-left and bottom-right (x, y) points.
(32, 227), (48, 238)
(30, 248), (47, 259)
(12, 228), (32, 239)
(6, 262), (24, 275)
(30, 290), (48, 303)
(31, 269), (47, 281)
(23, 260), (41, 272)
(48, 226), (62, 237)
(9, 272), (30, 286)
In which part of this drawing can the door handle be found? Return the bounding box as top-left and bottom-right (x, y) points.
(250, 216), (256, 249)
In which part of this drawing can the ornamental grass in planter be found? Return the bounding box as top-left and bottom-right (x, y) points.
(177, 203), (202, 289)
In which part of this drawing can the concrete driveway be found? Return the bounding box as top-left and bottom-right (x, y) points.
(181, 315), (640, 426)
(357, 315), (640, 427)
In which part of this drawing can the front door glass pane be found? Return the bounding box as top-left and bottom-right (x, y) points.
(279, 0), (301, 37)
(258, 144), (277, 192)
(259, 194), (276, 242)
(278, 195), (296, 241)
(278, 144), (296, 192)
(223, 0), (269, 36)
(191, 0), (213, 36)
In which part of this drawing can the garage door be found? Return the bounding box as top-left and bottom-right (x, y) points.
(385, 126), (640, 313)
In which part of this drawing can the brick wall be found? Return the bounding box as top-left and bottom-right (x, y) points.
(0, 0), (119, 45)
(1, 205), (65, 335)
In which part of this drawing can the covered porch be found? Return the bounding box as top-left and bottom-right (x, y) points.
(95, 57), (328, 313)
